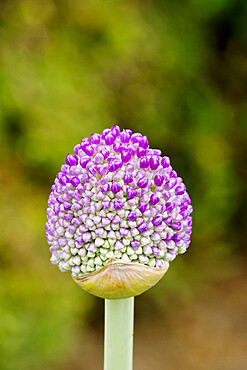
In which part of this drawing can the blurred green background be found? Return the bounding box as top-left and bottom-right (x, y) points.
(0, 0), (247, 369)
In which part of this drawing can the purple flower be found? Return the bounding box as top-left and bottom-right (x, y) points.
(126, 187), (136, 199)
(149, 156), (160, 170)
(108, 159), (122, 172)
(111, 182), (121, 194)
(105, 134), (115, 145)
(66, 154), (78, 166)
(131, 241), (140, 250)
(114, 200), (124, 210)
(45, 126), (193, 276)
(139, 136), (149, 149)
(121, 149), (132, 163)
(138, 202), (148, 213)
(127, 211), (137, 221)
(161, 156), (170, 168)
(137, 177), (149, 189)
(140, 157), (149, 169)
(70, 176), (80, 187)
(153, 173), (164, 186)
(138, 222), (148, 233)
(152, 216), (163, 226)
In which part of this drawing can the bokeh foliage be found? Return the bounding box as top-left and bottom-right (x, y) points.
(0, 0), (247, 368)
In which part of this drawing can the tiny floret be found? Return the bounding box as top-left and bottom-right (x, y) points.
(45, 126), (193, 277)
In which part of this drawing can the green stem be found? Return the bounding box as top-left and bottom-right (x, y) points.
(104, 297), (134, 370)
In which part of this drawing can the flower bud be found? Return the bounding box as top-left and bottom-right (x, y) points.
(45, 126), (193, 299)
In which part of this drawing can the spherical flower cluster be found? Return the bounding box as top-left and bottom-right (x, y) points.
(45, 126), (193, 277)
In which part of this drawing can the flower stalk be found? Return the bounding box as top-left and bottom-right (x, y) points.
(104, 297), (134, 370)
(45, 125), (193, 369)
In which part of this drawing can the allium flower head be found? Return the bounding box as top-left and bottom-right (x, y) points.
(45, 126), (193, 298)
